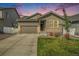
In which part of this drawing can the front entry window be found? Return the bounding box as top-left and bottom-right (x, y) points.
(48, 20), (59, 28)
(54, 20), (59, 28)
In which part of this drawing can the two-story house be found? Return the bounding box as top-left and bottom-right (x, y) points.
(0, 8), (20, 33)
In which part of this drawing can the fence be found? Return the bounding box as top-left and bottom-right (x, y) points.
(3, 27), (19, 33)
(63, 28), (75, 35)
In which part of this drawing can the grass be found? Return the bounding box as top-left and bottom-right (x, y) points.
(37, 36), (79, 56)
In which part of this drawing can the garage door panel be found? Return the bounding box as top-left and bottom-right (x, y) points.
(21, 26), (37, 33)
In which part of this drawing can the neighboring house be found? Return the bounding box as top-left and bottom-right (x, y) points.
(18, 13), (42, 33)
(69, 14), (79, 35)
(0, 8), (20, 33)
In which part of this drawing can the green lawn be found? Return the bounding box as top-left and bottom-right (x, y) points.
(37, 36), (79, 56)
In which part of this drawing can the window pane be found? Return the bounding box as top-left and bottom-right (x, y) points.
(54, 20), (59, 28)
(0, 11), (2, 18)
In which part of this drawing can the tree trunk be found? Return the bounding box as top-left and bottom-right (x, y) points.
(65, 29), (70, 39)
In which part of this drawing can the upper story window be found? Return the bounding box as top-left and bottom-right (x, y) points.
(0, 10), (2, 18)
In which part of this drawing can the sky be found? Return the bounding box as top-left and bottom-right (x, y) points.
(0, 3), (79, 16)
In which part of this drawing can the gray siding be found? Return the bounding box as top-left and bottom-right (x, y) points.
(3, 9), (19, 28)
(71, 23), (79, 34)
(0, 11), (2, 18)
(0, 19), (4, 33)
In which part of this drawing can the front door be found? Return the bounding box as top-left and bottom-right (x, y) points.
(40, 20), (46, 31)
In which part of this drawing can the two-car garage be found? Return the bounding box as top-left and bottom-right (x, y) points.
(18, 13), (42, 33)
(20, 26), (38, 33)
(18, 21), (40, 33)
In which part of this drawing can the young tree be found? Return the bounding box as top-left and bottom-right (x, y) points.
(62, 8), (71, 39)
(55, 3), (79, 39)
(56, 8), (71, 39)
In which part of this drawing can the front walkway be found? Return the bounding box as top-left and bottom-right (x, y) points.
(0, 34), (38, 56)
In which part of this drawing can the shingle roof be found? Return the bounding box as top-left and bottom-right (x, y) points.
(18, 10), (79, 23)
(18, 13), (42, 22)
(26, 13), (42, 19)
(22, 16), (29, 21)
(69, 14), (79, 22)
(38, 11), (65, 20)
(18, 11), (66, 22)
(18, 16), (29, 21)
(68, 14), (79, 24)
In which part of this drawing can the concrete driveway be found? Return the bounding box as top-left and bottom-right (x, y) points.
(0, 34), (39, 56)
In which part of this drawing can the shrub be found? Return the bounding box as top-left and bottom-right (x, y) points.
(48, 32), (61, 37)
(64, 33), (70, 39)
(48, 32), (54, 36)
(54, 33), (61, 37)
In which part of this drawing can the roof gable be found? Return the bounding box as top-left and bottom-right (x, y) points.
(26, 13), (42, 19)
(18, 13), (42, 22)
(18, 16), (29, 21)
(38, 11), (64, 20)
